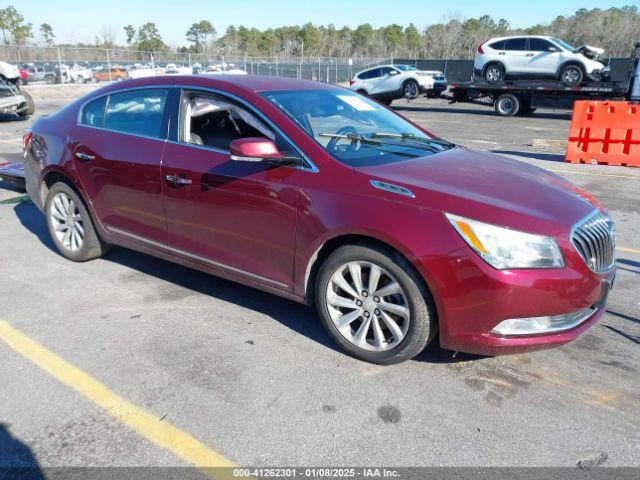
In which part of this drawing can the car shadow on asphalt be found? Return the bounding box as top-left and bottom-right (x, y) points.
(0, 423), (44, 478)
(491, 150), (566, 162)
(392, 104), (573, 121)
(14, 200), (483, 365)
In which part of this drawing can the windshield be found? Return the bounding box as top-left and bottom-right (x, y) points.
(394, 65), (417, 71)
(552, 38), (576, 51)
(261, 89), (452, 167)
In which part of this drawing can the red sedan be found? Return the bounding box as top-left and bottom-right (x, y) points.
(22, 75), (616, 364)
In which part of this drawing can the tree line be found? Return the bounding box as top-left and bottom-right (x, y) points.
(1, 5), (639, 59)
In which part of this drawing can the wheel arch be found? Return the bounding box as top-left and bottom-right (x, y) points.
(482, 61), (506, 76)
(40, 168), (104, 237)
(557, 60), (585, 78)
(303, 233), (436, 311)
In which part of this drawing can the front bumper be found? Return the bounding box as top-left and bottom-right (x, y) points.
(422, 242), (615, 356)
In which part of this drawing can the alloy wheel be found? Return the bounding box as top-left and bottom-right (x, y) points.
(50, 192), (84, 251)
(562, 67), (581, 85)
(403, 82), (418, 98)
(486, 67), (501, 82)
(325, 261), (410, 352)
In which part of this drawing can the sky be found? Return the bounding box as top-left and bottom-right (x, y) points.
(11, 0), (638, 46)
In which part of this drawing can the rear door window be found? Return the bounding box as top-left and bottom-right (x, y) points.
(103, 89), (168, 138)
(504, 38), (527, 51)
(80, 96), (107, 127)
(489, 40), (506, 50)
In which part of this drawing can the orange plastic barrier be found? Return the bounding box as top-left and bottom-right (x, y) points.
(566, 100), (640, 167)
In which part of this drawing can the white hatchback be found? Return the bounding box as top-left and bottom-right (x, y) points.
(349, 64), (447, 105)
(474, 36), (609, 86)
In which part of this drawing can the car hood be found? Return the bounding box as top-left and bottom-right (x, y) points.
(574, 45), (605, 60)
(356, 148), (598, 234)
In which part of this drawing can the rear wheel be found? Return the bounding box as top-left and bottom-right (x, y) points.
(44, 74), (55, 85)
(315, 244), (436, 365)
(495, 93), (520, 116)
(45, 182), (109, 262)
(484, 64), (505, 84)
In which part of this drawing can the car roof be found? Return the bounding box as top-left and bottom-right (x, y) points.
(100, 74), (340, 94)
(489, 35), (554, 42)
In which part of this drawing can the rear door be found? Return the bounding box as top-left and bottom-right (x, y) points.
(361, 68), (383, 94)
(503, 38), (530, 73)
(72, 88), (171, 243)
(527, 38), (562, 75)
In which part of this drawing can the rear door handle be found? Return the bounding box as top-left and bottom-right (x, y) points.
(75, 152), (95, 162)
(498, 52), (506, 55)
(525, 53), (534, 57)
(165, 174), (192, 186)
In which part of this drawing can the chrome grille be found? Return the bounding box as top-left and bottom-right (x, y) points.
(571, 211), (616, 274)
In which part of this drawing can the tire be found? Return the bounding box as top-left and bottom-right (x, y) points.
(77, 76), (85, 84)
(495, 93), (520, 116)
(315, 244), (436, 365)
(17, 90), (35, 118)
(484, 63), (505, 84)
(402, 80), (419, 99)
(381, 99), (393, 106)
(356, 89), (368, 96)
(44, 74), (55, 85)
(560, 64), (584, 86)
(45, 182), (109, 262)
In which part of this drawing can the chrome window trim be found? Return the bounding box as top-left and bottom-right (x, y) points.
(76, 83), (319, 173)
(106, 226), (288, 289)
(76, 124), (168, 143)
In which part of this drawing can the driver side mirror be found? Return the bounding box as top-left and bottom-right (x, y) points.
(389, 70), (399, 76)
(229, 138), (284, 163)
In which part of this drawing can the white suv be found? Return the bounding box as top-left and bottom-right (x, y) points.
(474, 36), (610, 86)
(349, 65), (447, 105)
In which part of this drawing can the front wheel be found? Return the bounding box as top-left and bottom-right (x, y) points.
(45, 182), (109, 262)
(560, 65), (584, 86)
(402, 80), (419, 99)
(315, 244), (436, 364)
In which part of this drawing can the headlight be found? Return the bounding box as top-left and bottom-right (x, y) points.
(445, 213), (565, 269)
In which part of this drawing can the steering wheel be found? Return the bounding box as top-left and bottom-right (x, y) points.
(327, 126), (359, 152)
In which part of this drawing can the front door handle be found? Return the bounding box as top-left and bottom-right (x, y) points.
(525, 53), (534, 57)
(498, 52), (506, 55)
(75, 152), (95, 162)
(165, 174), (192, 186)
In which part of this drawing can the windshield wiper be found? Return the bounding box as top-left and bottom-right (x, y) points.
(371, 132), (454, 149)
(319, 132), (443, 153)
(318, 133), (420, 157)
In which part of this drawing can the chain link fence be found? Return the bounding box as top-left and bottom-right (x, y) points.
(0, 45), (388, 84)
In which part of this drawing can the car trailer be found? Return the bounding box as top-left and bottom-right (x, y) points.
(447, 43), (640, 117)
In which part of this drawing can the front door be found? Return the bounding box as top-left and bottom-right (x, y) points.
(71, 88), (170, 242)
(160, 91), (301, 290)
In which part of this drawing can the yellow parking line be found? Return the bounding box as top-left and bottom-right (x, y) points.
(0, 320), (235, 477)
(617, 246), (640, 255)
(548, 169), (640, 180)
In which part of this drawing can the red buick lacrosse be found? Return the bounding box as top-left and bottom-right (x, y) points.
(23, 75), (615, 364)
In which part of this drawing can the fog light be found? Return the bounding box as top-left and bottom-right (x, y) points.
(491, 308), (596, 336)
